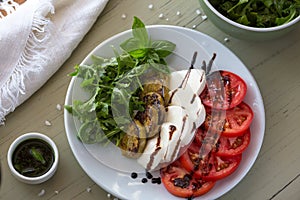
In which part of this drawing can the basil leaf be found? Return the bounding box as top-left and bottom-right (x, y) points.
(120, 38), (148, 58)
(148, 52), (160, 62)
(152, 40), (176, 58)
(120, 17), (151, 58)
(149, 62), (171, 74)
(30, 148), (46, 165)
(132, 16), (149, 47)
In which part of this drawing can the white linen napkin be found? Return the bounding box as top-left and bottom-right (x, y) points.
(0, 0), (109, 124)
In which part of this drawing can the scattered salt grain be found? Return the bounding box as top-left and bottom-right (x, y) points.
(196, 9), (201, 15)
(56, 104), (62, 111)
(45, 120), (52, 126)
(224, 37), (230, 42)
(121, 14), (127, 19)
(54, 190), (59, 195)
(201, 15), (208, 21)
(113, 198), (119, 200)
(38, 189), (45, 197)
(148, 4), (154, 10)
(166, 18), (169, 21)
(86, 187), (92, 193)
(158, 13), (164, 19)
(176, 11), (181, 16)
(192, 25), (197, 29)
(107, 193), (111, 198)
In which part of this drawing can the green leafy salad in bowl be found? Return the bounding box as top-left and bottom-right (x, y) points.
(209, 0), (300, 28)
(199, 0), (300, 40)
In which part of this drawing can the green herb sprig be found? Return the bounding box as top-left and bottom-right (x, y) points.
(65, 17), (176, 146)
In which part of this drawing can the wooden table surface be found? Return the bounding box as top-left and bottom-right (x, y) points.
(1, 0), (300, 199)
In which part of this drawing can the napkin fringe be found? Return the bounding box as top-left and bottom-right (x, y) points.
(0, 1), (54, 125)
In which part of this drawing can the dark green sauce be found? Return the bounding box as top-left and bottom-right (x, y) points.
(12, 138), (54, 177)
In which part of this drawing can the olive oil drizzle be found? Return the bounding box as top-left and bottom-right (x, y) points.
(12, 139), (54, 177)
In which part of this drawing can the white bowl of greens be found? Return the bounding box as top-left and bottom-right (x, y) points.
(199, 0), (300, 40)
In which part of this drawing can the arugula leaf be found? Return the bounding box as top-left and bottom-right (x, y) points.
(263, 0), (273, 8)
(227, 0), (249, 13)
(276, 9), (297, 25)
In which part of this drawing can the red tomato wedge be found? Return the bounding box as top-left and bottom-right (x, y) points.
(160, 160), (215, 198)
(215, 129), (251, 157)
(200, 70), (247, 110)
(204, 102), (254, 137)
(179, 142), (242, 181)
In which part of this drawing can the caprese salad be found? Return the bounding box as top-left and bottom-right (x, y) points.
(65, 16), (254, 199)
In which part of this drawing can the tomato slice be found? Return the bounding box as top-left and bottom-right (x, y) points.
(194, 126), (207, 147)
(180, 142), (206, 178)
(204, 102), (254, 137)
(195, 125), (251, 157)
(203, 153), (242, 181)
(200, 70), (247, 110)
(180, 142), (242, 181)
(160, 160), (215, 198)
(215, 129), (251, 157)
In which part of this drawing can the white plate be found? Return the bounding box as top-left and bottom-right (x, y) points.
(64, 25), (265, 200)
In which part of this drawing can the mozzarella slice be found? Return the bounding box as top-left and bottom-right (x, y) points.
(180, 101), (206, 147)
(162, 106), (189, 163)
(137, 127), (169, 171)
(195, 102), (206, 128)
(169, 88), (205, 122)
(168, 69), (206, 96)
(168, 89), (206, 148)
(137, 69), (207, 171)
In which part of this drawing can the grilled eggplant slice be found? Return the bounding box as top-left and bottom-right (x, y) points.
(141, 79), (170, 106)
(136, 92), (167, 138)
(119, 120), (147, 158)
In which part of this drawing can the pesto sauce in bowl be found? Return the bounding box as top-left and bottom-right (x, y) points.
(12, 138), (55, 177)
